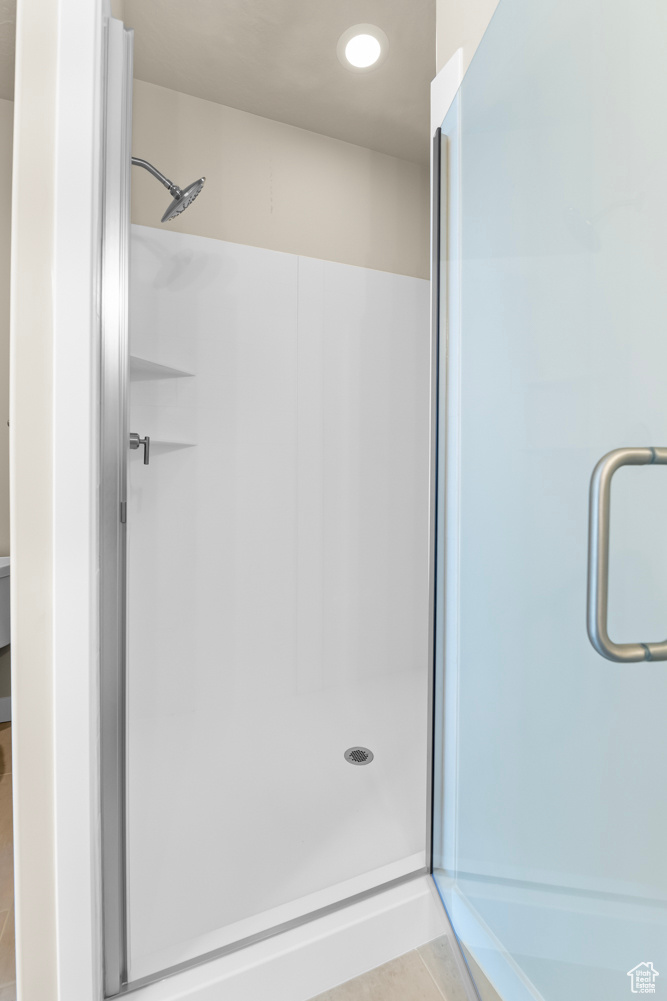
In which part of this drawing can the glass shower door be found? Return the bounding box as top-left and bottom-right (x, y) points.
(432, 1), (667, 999)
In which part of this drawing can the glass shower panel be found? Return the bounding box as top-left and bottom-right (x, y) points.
(125, 228), (431, 981)
(433, 1), (667, 999)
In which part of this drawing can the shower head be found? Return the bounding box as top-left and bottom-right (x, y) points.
(161, 177), (206, 223)
(131, 157), (206, 224)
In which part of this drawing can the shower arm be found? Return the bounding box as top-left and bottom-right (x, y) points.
(131, 157), (183, 199)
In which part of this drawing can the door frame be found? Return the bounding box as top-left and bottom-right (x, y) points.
(99, 16), (134, 996)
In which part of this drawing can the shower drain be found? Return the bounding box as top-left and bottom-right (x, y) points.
(344, 746), (374, 765)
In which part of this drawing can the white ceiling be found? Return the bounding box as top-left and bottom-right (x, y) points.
(0, 1), (435, 165)
(0, 0), (15, 103)
(122, 0), (435, 165)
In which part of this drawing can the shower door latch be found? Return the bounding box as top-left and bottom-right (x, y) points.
(129, 432), (151, 465)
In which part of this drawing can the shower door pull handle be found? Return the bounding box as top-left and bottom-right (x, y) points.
(129, 432), (150, 465)
(587, 446), (667, 662)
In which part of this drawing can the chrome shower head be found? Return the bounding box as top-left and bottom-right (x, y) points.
(131, 157), (206, 224)
(161, 177), (206, 223)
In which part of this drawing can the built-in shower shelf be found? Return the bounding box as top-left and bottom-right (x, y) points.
(149, 439), (196, 453)
(130, 355), (194, 381)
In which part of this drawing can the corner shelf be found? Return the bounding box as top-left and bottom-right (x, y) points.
(148, 439), (196, 453)
(130, 355), (194, 381)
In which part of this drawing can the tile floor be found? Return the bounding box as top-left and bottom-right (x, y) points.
(309, 935), (477, 1001)
(0, 724), (14, 1001)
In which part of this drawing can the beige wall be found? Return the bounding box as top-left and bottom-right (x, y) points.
(0, 100), (11, 699)
(0, 100), (11, 556)
(436, 0), (499, 74)
(11, 0), (58, 993)
(132, 80), (430, 280)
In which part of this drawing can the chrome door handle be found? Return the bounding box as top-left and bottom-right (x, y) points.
(587, 447), (667, 662)
(129, 432), (150, 465)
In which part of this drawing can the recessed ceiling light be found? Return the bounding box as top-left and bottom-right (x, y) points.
(337, 24), (389, 73)
(345, 34), (381, 68)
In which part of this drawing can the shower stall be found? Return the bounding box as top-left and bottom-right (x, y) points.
(100, 18), (433, 996)
(98, 0), (667, 998)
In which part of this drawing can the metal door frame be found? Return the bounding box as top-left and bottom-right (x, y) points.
(99, 16), (133, 996)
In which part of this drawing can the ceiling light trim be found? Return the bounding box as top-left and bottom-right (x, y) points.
(337, 24), (389, 73)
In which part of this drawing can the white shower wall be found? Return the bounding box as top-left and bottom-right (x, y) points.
(127, 225), (431, 981)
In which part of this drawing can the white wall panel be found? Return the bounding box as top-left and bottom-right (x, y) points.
(127, 225), (430, 981)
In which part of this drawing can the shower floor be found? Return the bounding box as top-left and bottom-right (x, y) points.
(127, 667), (427, 981)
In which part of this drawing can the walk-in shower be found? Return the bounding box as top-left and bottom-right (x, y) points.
(95, 0), (667, 998)
(100, 17), (432, 997)
(131, 156), (205, 222)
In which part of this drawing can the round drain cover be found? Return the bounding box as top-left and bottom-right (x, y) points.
(344, 746), (374, 765)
